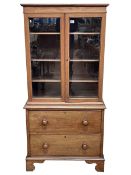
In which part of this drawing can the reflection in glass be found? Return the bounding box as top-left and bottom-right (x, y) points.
(32, 61), (60, 80)
(30, 35), (60, 59)
(29, 18), (60, 32)
(70, 62), (98, 80)
(70, 34), (100, 60)
(69, 17), (101, 98)
(69, 82), (98, 97)
(32, 82), (60, 97)
(70, 17), (101, 32)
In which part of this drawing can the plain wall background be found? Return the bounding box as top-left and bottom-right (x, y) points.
(0, 0), (131, 174)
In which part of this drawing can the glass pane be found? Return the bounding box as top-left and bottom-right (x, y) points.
(70, 62), (98, 80)
(70, 17), (101, 32)
(29, 17), (61, 98)
(29, 18), (60, 32)
(32, 61), (60, 80)
(32, 82), (60, 97)
(70, 34), (100, 60)
(70, 82), (98, 97)
(69, 17), (101, 98)
(30, 34), (60, 59)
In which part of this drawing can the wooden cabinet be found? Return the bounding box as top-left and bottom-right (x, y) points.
(21, 4), (108, 172)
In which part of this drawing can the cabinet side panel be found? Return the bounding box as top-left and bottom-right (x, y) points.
(24, 15), (32, 100)
(100, 109), (105, 156)
(26, 110), (31, 156)
(98, 14), (106, 100)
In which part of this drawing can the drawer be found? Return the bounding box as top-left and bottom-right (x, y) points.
(30, 134), (101, 156)
(28, 111), (101, 134)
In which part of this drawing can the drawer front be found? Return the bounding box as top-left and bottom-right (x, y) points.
(30, 134), (101, 156)
(29, 111), (101, 134)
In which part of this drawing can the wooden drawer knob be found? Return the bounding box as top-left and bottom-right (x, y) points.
(43, 143), (49, 149)
(82, 144), (88, 150)
(42, 119), (48, 126)
(82, 120), (88, 126)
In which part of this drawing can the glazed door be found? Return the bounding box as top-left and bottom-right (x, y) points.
(24, 14), (65, 101)
(65, 14), (106, 102)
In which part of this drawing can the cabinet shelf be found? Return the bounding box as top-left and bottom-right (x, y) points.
(30, 32), (60, 35)
(32, 79), (60, 82)
(70, 32), (100, 35)
(31, 59), (60, 62)
(69, 80), (98, 83)
(70, 59), (99, 62)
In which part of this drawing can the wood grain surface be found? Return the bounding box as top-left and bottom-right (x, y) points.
(30, 134), (101, 156)
(29, 110), (102, 134)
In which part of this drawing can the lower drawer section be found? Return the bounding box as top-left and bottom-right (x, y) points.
(30, 134), (101, 156)
(29, 110), (102, 134)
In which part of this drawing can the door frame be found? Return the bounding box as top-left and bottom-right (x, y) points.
(24, 13), (65, 102)
(64, 13), (106, 102)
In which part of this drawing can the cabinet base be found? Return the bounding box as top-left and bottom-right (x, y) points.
(26, 159), (45, 171)
(26, 156), (105, 172)
(85, 159), (104, 172)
